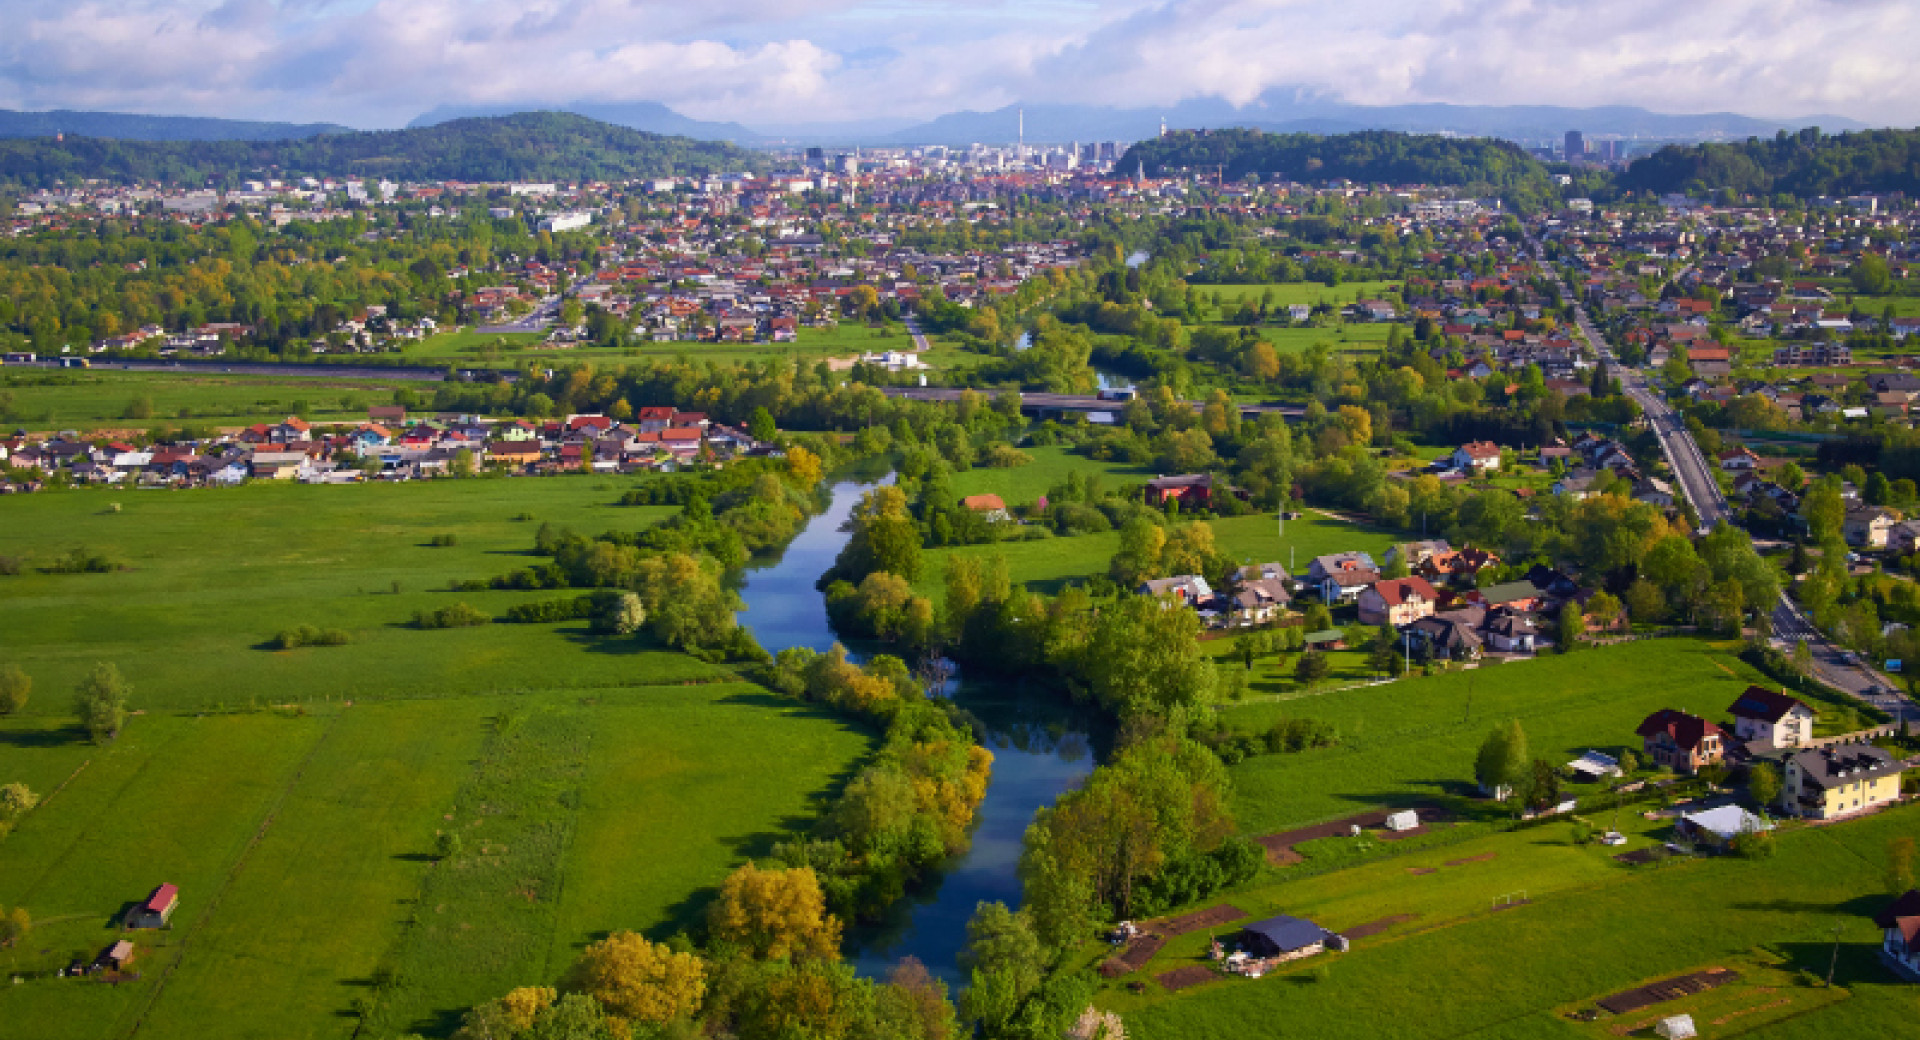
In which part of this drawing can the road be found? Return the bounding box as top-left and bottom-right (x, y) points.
(881, 386), (1304, 418)
(476, 295), (561, 334)
(904, 318), (932, 353)
(1526, 229), (1915, 724)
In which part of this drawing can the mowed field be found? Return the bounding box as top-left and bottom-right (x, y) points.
(404, 321), (922, 369)
(0, 476), (877, 1040)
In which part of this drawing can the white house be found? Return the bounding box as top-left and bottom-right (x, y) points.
(1875, 889), (1920, 982)
(1726, 686), (1815, 748)
(1452, 441), (1502, 472)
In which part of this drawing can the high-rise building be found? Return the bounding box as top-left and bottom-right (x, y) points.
(1565, 130), (1586, 161)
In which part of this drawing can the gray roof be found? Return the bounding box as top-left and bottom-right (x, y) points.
(1241, 915), (1332, 953)
(1788, 745), (1903, 791)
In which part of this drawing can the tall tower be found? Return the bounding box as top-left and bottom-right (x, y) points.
(1159, 116), (1167, 138)
(1564, 130), (1586, 161)
(1017, 107), (1025, 159)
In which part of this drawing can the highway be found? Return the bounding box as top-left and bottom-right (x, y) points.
(1526, 230), (1915, 725)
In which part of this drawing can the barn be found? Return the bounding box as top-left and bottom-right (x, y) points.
(127, 883), (179, 929)
(1237, 915), (1343, 960)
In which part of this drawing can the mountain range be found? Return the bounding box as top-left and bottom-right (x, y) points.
(0, 92), (1865, 151)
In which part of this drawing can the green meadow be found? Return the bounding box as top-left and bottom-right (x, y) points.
(0, 368), (410, 431)
(0, 475), (876, 1040)
(1193, 281), (1402, 308)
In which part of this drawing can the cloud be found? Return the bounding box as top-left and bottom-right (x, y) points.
(0, 0), (1913, 128)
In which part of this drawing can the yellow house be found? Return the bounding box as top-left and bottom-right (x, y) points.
(1782, 745), (1905, 820)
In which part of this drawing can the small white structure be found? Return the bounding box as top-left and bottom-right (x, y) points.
(1568, 750), (1623, 780)
(1655, 1013), (1697, 1039)
(1384, 810), (1421, 832)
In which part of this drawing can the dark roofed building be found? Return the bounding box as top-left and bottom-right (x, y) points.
(1874, 889), (1920, 981)
(1726, 686), (1815, 748)
(1636, 710), (1725, 775)
(1145, 473), (1217, 508)
(1238, 915), (1339, 960)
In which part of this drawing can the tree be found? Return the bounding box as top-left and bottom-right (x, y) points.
(0, 905), (29, 948)
(785, 445), (823, 488)
(1853, 253), (1893, 295)
(1107, 517), (1167, 588)
(0, 663), (28, 714)
(591, 590), (646, 636)
(566, 931), (707, 1024)
(434, 832), (462, 859)
(451, 447), (477, 478)
(1077, 592), (1218, 716)
(749, 406), (778, 444)
(1747, 761), (1782, 810)
(73, 662), (129, 744)
(708, 863), (842, 961)
(0, 783), (37, 837)
(1294, 649), (1330, 686)
(958, 903), (1048, 1034)
(1474, 720), (1529, 799)
(1555, 601), (1586, 652)
(1801, 479), (1846, 545)
(834, 487), (922, 584)
(1792, 638), (1813, 676)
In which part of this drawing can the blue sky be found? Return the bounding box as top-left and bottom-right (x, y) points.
(1, 0), (1913, 128)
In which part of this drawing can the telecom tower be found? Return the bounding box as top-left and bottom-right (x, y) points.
(1017, 107), (1025, 159)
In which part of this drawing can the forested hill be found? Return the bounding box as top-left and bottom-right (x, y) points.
(1122, 129), (1558, 206)
(1615, 127), (1920, 199)
(0, 112), (765, 189)
(0, 108), (347, 142)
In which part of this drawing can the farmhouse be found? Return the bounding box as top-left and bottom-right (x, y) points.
(1635, 710), (1726, 774)
(1726, 686), (1815, 749)
(1874, 889), (1920, 982)
(960, 493), (1011, 522)
(1783, 745), (1905, 819)
(1356, 576), (1439, 626)
(127, 883), (179, 929)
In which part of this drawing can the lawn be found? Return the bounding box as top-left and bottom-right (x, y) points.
(1193, 281), (1402, 308)
(1107, 803), (1920, 1040)
(947, 446), (1156, 512)
(0, 368), (410, 431)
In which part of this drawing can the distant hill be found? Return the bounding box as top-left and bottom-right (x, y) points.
(1615, 127), (1920, 198)
(872, 96), (1864, 148)
(0, 112), (764, 189)
(1122, 128), (1562, 211)
(0, 108), (347, 142)
(410, 101), (766, 145)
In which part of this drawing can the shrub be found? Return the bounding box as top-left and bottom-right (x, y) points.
(41, 546), (115, 574)
(413, 602), (492, 629)
(428, 533), (459, 547)
(503, 596), (596, 623)
(0, 555), (20, 576)
(0, 663), (29, 714)
(269, 625), (352, 650)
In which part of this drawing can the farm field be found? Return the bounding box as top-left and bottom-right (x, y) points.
(1193, 281), (1402, 308)
(1106, 804), (1918, 1039)
(0, 368), (409, 431)
(0, 476), (704, 714)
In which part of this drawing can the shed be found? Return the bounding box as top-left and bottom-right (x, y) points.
(1655, 1014), (1696, 1039)
(1384, 810), (1421, 831)
(1238, 915), (1334, 958)
(1301, 629), (1348, 650)
(1568, 750), (1623, 780)
(102, 940), (135, 970)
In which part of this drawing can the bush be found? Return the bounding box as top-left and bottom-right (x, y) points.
(0, 555), (20, 576)
(0, 663), (29, 714)
(503, 596), (596, 623)
(268, 625), (352, 649)
(428, 533), (459, 547)
(413, 602), (492, 629)
(41, 546), (115, 574)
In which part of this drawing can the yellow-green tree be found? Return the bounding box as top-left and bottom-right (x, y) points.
(709, 863), (843, 960)
(568, 931), (706, 1024)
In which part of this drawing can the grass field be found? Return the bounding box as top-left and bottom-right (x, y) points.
(405, 322), (923, 370)
(1219, 637), (1796, 837)
(911, 509), (1405, 602)
(0, 369), (409, 431)
(1107, 804), (1919, 1039)
(1194, 281), (1402, 308)
(0, 477), (706, 714)
(0, 474), (880, 1039)
(947, 445), (1156, 511)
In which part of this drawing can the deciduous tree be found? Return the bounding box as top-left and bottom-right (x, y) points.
(709, 863), (842, 961)
(567, 931), (707, 1024)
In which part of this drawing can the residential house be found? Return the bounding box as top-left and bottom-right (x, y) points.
(1384, 539), (1451, 570)
(1419, 545), (1501, 587)
(1889, 519), (1920, 557)
(1357, 576), (1439, 627)
(1224, 573), (1291, 625)
(1473, 580), (1543, 613)
(1484, 611), (1539, 653)
(960, 493), (1011, 523)
(1717, 447), (1761, 471)
(1872, 889), (1920, 982)
(1636, 709), (1727, 774)
(1139, 574), (1213, 606)
(1726, 686), (1816, 748)
(1452, 441), (1503, 472)
(1843, 504), (1898, 548)
(1307, 552), (1381, 603)
(1405, 611), (1483, 661)
(1783, 745), (1905, 819)
(1145, 473), (1222, 509)
(127, 883), (179, 929)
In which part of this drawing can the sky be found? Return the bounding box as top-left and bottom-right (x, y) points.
(1, 0), (1916, 129)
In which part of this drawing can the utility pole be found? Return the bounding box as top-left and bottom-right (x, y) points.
(1826, 923), (1843, 987)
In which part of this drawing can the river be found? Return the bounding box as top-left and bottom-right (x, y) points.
(734, 473), (1097, 984)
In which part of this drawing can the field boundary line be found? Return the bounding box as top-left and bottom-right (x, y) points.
(34, 757), (91, 809)
(119, 710), (348, 1040)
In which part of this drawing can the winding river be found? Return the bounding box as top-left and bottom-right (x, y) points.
(734, 473), (1097, 984)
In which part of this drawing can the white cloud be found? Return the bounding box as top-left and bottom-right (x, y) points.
(0, 0), (1913, 127)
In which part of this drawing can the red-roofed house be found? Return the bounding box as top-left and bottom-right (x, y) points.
(1356, 576), (1439, 626)
(1451, 441), (1503, 472)
(1635, 709), (1726, 774)
(961, 493), (1010, 522)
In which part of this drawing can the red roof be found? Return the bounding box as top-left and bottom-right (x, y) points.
(1368, 577), (1438, 606)
(1635, 709), (1723, 752)
(961, 493), (1007, 512)
(146, 883), (179, 913)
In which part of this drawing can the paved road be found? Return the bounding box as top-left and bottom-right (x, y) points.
(477, 295), (561, 334)
(903, 318), (932, 353)
(1527, 227), (1914, 722)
